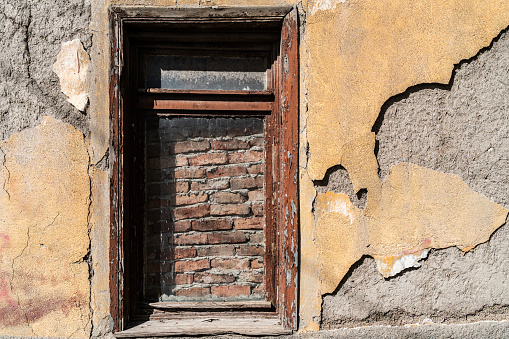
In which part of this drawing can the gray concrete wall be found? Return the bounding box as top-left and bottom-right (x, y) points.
(0, 0), (91, 140)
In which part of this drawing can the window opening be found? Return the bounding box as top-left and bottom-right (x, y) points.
(110, 6), (299, 335)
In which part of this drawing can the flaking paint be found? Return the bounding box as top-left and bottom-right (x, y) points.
(299, 0), (509, 331)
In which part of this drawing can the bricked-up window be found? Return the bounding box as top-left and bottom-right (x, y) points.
(110, 6), (298, 336)
(145, 117), (267, 301)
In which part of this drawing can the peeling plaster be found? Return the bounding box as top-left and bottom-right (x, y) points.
(0, 117), (91, 337)
(300, 0), (509, 330)
(310, 163), (508, 329)
(304, 0), (509, 185)
(53, 39), (90, 112)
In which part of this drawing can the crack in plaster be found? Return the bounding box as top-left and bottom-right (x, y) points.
(10, 225), (35, 336)
(0, 146), (10, 200)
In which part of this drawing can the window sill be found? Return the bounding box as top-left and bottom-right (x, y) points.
(114, 316), (292, 337)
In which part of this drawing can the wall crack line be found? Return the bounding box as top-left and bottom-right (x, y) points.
(0, 145), (10, 200)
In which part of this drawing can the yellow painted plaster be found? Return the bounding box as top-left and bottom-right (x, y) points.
(0, 117), (91, 337)
(304, 0), (509, 185)
(300, 0), (509, 330)
(311, 163), (508, 322)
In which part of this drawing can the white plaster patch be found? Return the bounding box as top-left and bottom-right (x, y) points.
(375, 250), (429, 278)
(327, 198), (355, 224)
(53, 39), (90, 111)
(309, 0), (346, 15)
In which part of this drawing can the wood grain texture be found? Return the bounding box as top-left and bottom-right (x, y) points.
(114, 317), (291, 337)
(278, 7), (299, 330)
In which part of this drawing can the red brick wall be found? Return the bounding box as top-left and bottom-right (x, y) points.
(145, 118), (266, 301)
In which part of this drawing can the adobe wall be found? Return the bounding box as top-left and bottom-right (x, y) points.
(0, 0), (508, 337)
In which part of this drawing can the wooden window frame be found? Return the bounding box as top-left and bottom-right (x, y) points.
(109, 6), (299, 335)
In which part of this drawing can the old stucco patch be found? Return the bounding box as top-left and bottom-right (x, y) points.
(53, 39), (91, 112)
(300, 0), (509, 331)
(314, 163), (508, 307)
(0, 117), (91, 337)
(304, 0), (509, 186)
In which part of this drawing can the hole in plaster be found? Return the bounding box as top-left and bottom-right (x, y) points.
(313, 165), (367, 209)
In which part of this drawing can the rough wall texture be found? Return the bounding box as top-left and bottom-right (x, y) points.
(0, 0), (91, 141)
(0, 0), (508, 337)
(0, 117), (91, 337)
(300, 0), (509, 331)
(321, 27), (509, 329)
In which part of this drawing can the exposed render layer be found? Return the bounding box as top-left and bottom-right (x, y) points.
(321, 28), (509, 328)
(300, 0), (509, 330)
(304, 0), (509, 189)
(0, 0), (91, 141)
(0, 117), (91, 337)
(314, 163), (507, 290)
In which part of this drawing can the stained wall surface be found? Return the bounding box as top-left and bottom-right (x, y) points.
(0, 0), (508, 337)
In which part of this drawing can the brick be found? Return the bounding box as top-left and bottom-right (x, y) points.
(175, 273), (193, 285)
(206, 165), (247, 179)
(174, 220), (192, 232)
(174, 233), (208, 246)
(194, 272), (236, 284)
(211, 258), (250, 270)
(173, 167), (206, 179)
(208, 231), (247, 244)
(212, 285), (250, 297)
(210, 192), (247, 204)
(251, 258), (264, 269)
(174, 259), (210, 273)
(252, 284), (265, 296)
(228, 151), (264, 164)
(211, 139), (249, 150)
(227, 120), (263, 137)
(146, 234), (170, 247)
(148, 155), (188, 169)
(248, 190), (264, 202)
(146, 170), (164, 181)
(236, 245), (265, 256)
(192, 219), (232, 232)
(197, 245), (235, 257)
(230, 176), (263, 190)
(239, 271), (264, 283)
(172, 204), (210, 221)
(175, 287), (210, 298)
(249, 232), (265, 244)
(191, 179), (229, 191)
(248, 137), (264, 148)
(234, 217), (264, 230)
(175, 181), (190, 193)
(172, 192), (208, 206)
(188, 153), (227, 166)
(210, 204), (250, 216)
(251, 204), (264, 216)
(146, 261), (172, 273)
(174, 247), (197, 259)
(247, 163), (264, 174)
(171, 140), (210, 154)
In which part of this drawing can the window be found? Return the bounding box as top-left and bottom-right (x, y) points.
(109, 6), (298, 336)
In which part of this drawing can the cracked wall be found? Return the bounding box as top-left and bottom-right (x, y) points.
(1, 0), (509, 337)
(0, 117), (91, 337)
(320, 27), (509, 329)
(300, 0), (509, 332)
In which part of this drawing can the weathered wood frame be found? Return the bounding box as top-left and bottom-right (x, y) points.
(109, 5), (299, 333)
